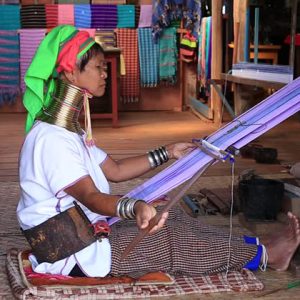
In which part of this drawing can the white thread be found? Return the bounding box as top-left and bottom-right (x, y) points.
(259, 244), (268, 272)
(225, 161), (235, 278)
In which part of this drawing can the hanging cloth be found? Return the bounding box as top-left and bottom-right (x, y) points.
(57, 4), (74, 25)
(116, 28), (140, 103)
(138, 5), (152, 28)
(138, 28), (159, 87)
(1, 0), (19, 3)
(20, 5), (46, 29)
(135, 5), (141, 28)
(0, 5), (20, 30)
(117, 5), (135, 28)
(159, 27), (178, 85)
(45, 4), (58, 29)
(19, 29), (46, 93)
(74, 4), (91, 28)
(56, 0), (89, 3)
(21, 0), (54, 4)
(0, 30), (20, 106)
(91, 0), (125, 3)
(91, 4), (117, 29)
(197, 16), (211, 90)
(183, 0), (201, 39)
(95, 29), (116, 48)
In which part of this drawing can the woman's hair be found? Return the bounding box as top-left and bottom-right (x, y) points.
(77, 42), (104, 72)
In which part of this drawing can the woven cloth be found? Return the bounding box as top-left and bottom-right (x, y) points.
(0, 5), (20, 30)
(116, 28), (140, 103)
(20, 5), (46, 28)
(134, 5), (140, 28)
(45, 4), (58, 28)
(21, 0), (54, 4)
(91, 0), (125, 4)
(56, 0), (89, 3)
(0, 0), (19, 4)
(95, 29), (116, 48)
(138, 28), (159, 87)
(0, 30), (20, 105)
(74, 4), (91, 28)
(197, 16), (211, 88)
(117, 4), (135, 28)
(6, 248), (264, 300)
(19, 29), (46, 92)
(138, 4), (152, 28)
(57, 4), (74, 25)
(159, 27), (178, 85)
(91, 4), (117, 29)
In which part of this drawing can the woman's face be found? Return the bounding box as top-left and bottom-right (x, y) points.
(73, 52), (108, 97)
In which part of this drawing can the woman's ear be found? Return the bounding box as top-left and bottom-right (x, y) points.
(62, 70), (77, 84)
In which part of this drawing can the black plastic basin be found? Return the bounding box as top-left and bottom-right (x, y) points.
(238, 178), (284, 220)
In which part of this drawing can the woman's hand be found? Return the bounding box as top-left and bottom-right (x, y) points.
(134, 201), (168, 234)
(166, 142), (195, 160)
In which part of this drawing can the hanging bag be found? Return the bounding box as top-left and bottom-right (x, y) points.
(180, 31), (197, 62)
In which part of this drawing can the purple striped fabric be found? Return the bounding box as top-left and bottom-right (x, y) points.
(19, 29), (46, 92)
(91, 4), (117, 29)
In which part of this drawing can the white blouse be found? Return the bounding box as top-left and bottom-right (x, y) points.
(17, 121), (111, 277)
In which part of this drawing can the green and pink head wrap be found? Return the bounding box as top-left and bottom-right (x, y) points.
(23, 25), (95, 133)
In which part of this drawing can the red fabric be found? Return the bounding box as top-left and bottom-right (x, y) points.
(116, 29), (140, 100)
(284, 34), (300, 46)
(56, 31), (90, 73)
(45, 4), (58, 29)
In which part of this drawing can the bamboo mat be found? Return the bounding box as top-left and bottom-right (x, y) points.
(0, 177), (299, 299)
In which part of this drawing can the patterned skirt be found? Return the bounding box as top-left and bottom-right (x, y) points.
(109, 207), (258, 278)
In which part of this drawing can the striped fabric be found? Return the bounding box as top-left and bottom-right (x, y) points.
(0, 5), (20, 30)
(0, 30), (20, 105)
(91, 4), (117, 29)
(20, 5), (46, 28)
(19, 29), (46, 92)
(57, 4), (74, 25)
(56, 0), (89, 3)
(138, 4), (152, 28)
(1, 0), (19, 3)
(45, 4), (58, 28)
(197, 16), (211, 87)
(110, 207), (258, 278)
(91, 0), (125, 4)
(117, 5), (135, 28)
(138, 28), (159, 87)
(116, 28), (140, 103)
(74, 4), (91, 28)
(21, 0), (54, 4)
(159, 27), (178, 84)
(134, 5), (140, 28)
(95, 29), (116, 48)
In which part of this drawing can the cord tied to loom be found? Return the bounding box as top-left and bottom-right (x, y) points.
(191, 138), (237, 280)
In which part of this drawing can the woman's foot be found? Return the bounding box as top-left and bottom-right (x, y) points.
(263, 212), (300, 271)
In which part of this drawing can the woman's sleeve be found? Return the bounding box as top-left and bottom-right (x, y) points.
(38, 133), (89, 197)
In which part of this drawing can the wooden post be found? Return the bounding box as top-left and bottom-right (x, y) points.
(289, 0), (298, 73)
(233, 0), (249, 115)
(211, 0), (223, 124)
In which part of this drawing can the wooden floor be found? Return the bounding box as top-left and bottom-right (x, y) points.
(1, 110), (300, 299)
